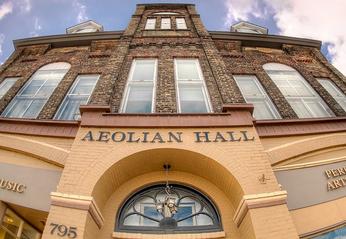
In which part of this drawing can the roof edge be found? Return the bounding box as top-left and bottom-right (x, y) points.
(210, 31), (322, 49)
(136, 3), (195, 6)
(14, 31), (124, 49)
(13, 30), (321, 50)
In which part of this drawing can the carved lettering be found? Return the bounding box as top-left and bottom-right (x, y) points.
(194, 132), (211, 142)
(81, 131), (94, 141)
(167, 132), (183, 143)
(97, 131), (110, 142)
(151, 133), (165, 143)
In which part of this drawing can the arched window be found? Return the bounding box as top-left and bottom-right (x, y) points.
(2, 62), (71, 118)
(263, 63), (334, 118)
(117, 184), (221, 233)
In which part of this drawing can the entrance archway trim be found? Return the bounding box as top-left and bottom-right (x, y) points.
(233, 190), (288, 227)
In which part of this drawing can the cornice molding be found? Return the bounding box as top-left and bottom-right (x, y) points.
(233, 191), (288, 227)
(50, 192), (104, 229)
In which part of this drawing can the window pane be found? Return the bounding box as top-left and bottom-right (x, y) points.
(122, 60), (156, 113)
(36, 79), (60, 97)
(132, 60), (156, 82)
(318, 78), (346, 112)
(124, 215), (141, 226)
(251, 99), (277, 119)
(288, 99), (311, 118)
(161, 18), (171, 29)
(264, 63), (333, 118)
(5, 99), (32, 118)
(55, 75), (99, 120)
(234, 75), (280, 119)
(0, 227), (17, 239)
(176, 206), (193, 226)
(318, 79), (343, 97)
(145, 18), (156, 30)
(22, 100), (45, 118)
(71, 76), (98, 94)
(0, 78), (18, 98)
(272, 78), (297, 96)
(2, 63), (70, 118)
(21, 79), (45, 96)
(176, 60), (200, 81)
(20, 223), (40, 239)
(305, 100), (331, 117)
(179, 84), (208, 113)
(142, 206), (160, 226)
(176, 18), (187, 29)
(235, 77), (261, 96)
(125, 84), (153, 113)
(57, 96), (88, 120)
(2, 209), (21, 235)
(196, 210), (213, 226)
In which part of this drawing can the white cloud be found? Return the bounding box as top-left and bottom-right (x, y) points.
(224, 0), (346, 75)
(0, 2), (13, 20)
(19, 0), (32, 13)
(73, 0), (88, 23)
(30, 17), (42, 36)
(0, 34), (5, 56)
(224, 0), (263, 27)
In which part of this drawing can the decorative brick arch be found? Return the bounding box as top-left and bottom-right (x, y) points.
(266, 133), (346, 165)
(0, 134), (68, 167)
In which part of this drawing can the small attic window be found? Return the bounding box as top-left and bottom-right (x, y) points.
(231, 21), (268, 34)
(153, 12), (179, 15)
(66, 20), (104, 34)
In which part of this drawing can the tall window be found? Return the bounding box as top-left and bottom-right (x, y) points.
(2, 62), (70, 118)
(117, 184), (221, 233)
(317, 78), (346, 111)
(176, 18), (187, 29)
(234, 75), (281, 119)
(54, 75), (99, 120)
(145, 18), (156, 30)
(161, 18), (171, 29)
(263, 63), (334, 118)
(0, 77), (19, 98)
(121, 59), (157, 113)
(175, 59), (212, 113)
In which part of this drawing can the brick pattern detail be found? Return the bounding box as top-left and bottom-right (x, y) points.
(0, 4), (345, 120)
(218, 42), (346, 118)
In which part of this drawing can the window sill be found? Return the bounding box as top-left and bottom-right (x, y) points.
(112, 231), (226, 239)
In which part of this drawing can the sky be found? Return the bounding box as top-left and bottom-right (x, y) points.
(0, 0), (345, 75)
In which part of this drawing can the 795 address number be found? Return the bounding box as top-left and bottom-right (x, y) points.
(50, 223), (77, 238)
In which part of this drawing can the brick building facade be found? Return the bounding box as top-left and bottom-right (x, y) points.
(0, 3), (345, 239)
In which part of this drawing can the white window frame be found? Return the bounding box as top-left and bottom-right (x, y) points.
(54, 74), (100, 120)
(161, 18), (171, 29)
(120, 59), (157, 113)
(2, 62), (70, 118)
(263, 63), (334, 118)
(0, 77), (19, 98)
(174, 59), (212, 113)
(145, 18), (156, 30)
(176, 18), (187, 30)
(317, 78), (346, 111)
(234, 75), (281, 119)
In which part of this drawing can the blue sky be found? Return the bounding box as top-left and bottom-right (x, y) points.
(0, 0), (345, 75)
